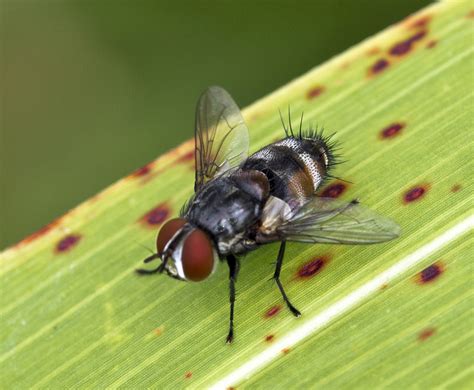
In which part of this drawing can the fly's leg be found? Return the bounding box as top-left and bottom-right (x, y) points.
(273, 241), (301, 317)
(135, 253), (161, 275)
(226, 254), (240, 343)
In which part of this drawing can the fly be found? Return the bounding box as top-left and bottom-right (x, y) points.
(137, 86), (400, 343)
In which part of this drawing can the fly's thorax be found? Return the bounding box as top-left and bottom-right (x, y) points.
(185, 177), (265, 255)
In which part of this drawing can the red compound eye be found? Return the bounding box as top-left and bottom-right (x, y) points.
(156, 218), (187, 254)
(182, 228), (215, 282)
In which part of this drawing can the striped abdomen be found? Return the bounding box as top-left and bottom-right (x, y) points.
(241, 134), (335, 209)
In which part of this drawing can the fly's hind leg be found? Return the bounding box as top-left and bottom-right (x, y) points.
(273, 241), (301, 317)
(226, 254), (240, 344)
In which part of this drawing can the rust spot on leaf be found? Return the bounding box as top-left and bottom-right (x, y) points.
(408, 15), (432, 30)
(451, 184), (462, 193)
(320, 182), (348, 198)
(417, 262), (444, 284)
(306, 86), (325, 100)
(185, 371), (193, 379)
(17, 219), (61, 247)
(426, 40), (437, 49)
(366, 47), (381, 56)
(418, 327), (436, 341)
(178, 150), (194, 163)
(466, 10), (474, 19)
(55, 234), (81, 253)
(130, 162), (153, 178)
(368, 58), (390, 76)
(153, 325), (165, 336)
(265, 334), (275, 343)
(297, 256), (328, 279)
(389, 30), (427, 57)
(264, 305), (282, 319)
(282, 347), (291, 354)
(379, 122), (405, 139)
(139, 203), (170, 228)
(403, 184), (429, 204)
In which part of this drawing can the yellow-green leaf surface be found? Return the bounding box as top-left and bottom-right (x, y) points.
(1, 1), (473, 388)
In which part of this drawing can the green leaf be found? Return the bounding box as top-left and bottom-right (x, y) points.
(1, 1), (472, 388)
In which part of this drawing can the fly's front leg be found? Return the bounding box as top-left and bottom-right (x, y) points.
(226, 254), (240, 343)
(273, 241), (301, 317)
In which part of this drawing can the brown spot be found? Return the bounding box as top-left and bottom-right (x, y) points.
(418, 327), (436, 341)
(139, 203), (170, 227)
(379, 122), (405, 139)
(55, 234), (81, 253)
(17, 219), (61, 246)
(282, 348), (291, 354)
(264, 305), (282, 318)
(297, 256), (328, 279)
(227, 387), (236, 390)
(451, 184), (462, 193)
(320, 182), (347, 198)
(467, 10), (474, 19)
(130, 162), (153, 178)
(368, 58), (390, 76)
(265, 334), (275, 343)
(185, 371), (193, 379)
(306, 86), (325, 100)
(153, 326), (165, 336)
(417, 262), (444, 284)
(403, 184), (429, 204)
(380, 283), (389, 290)
(426, 40), (437, 49)
(366, 47), (381, 56)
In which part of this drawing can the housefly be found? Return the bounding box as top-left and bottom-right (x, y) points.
(137, 86), (400, 343)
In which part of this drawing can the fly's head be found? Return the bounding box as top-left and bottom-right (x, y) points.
(139, 218), (217, 282)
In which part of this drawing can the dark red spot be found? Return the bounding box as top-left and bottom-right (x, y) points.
(264, 305), (282, 318)
(418, 262), (444, 284)
(426, 40), (437, 49)
(139, 204), (170, 227)
(282, 348), (291, 354)
(403, 185), (429, 204)
(130, 163), (152, 178)
(368, 58), (390, 76)
(389, 30), (427, 56)
(320, 182), (347, 198)
(178, 150), (194, 163)
(297, 257), (328, 279)
(306, 86), (325, 100)
(380, 122), (405, 139)
(55, 234), (81, 253)
(451, 184), (462, 193)
(265, 334), (275, 343)
(418, 327), (436, 341)
(185, 371), (193, 379)
(409, 15), (431, 30)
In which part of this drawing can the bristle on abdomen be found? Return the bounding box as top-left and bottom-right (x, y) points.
(241, 127), (339, 209)
(275, 128), (338, 186)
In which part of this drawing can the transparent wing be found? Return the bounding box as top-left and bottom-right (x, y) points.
(194, 86), (249, 192)
(266, 198), (400, 245)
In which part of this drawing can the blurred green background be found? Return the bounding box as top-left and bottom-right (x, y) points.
(1, 0), (432, 250)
